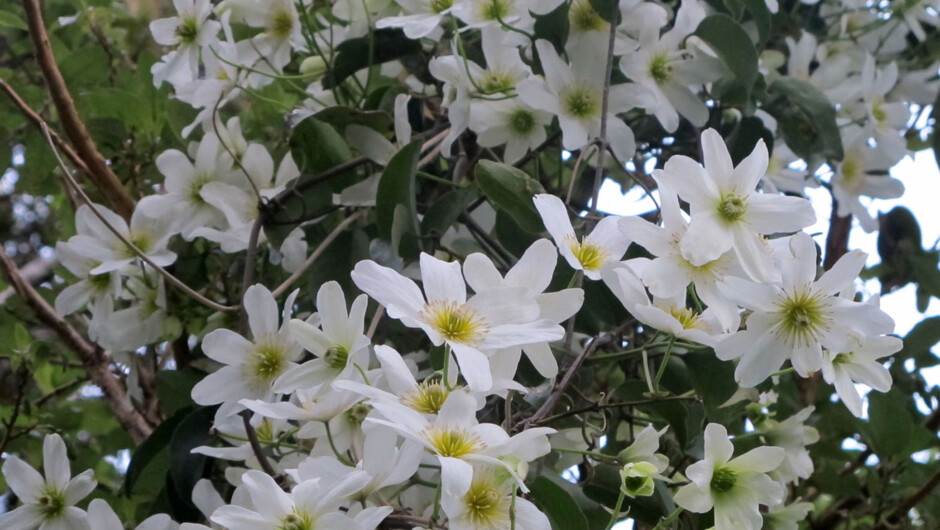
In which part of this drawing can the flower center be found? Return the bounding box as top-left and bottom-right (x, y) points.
(871, 101), (887, 124)
(710, 466), (737, 493)
(569, 0), (606, 32)
(463, 478), (509, 525)
(401, 379), (451, 414)
(270, 9), (294, 39)
(421, 300), (488, 345)
(431, 0), (454, 13)
(323, 345), (350, 370)
(279, 511), (315, 530)
(90, 272), (112, 292)
(668, 306), (704, 330)
(565, 235), (610, 271)
(424, 426), (486, 457)
(345, 402), (372, 425)
(247, 333), (291, 386)
(774, 286), (832, 348)
(716, 193), (748, 224)
(480, 70), (515, 93)
(649, 53), (673, 84)
(507, 108), (536, 135)
(188, 174), (213, 205)
(480, 0), (511, 21)
(175, 16), (199, 45)
(563, 86), (599, 120)
(37, 488), (67, 518)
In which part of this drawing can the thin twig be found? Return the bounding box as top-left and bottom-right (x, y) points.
(240, 410), (281, 478)
(873, 466), (940, 529)
(41, 124), (239, 313)
(587, 3), (621, 219)
(239, 216), (265, 332)
(366, 305), (385, 339)
(21, 0), (135, 219)
(271, 210), (365, 298)
(535, 395), (700, 426)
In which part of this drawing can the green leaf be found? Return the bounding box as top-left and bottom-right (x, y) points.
(741, 0), (772, 49)
(588, 0), (619, 23)
(124, 407), (192, 496)
(0, 10), (28, 31)
(156, 369), (203, 416)
(529, 476), (589, 530)
(474, 160), (546, 233)
(266, 117), (354, 247)
(863, 390), (932, 460)
(324, 29), (422, 89)
(376, 140), (423, 256)
(766, 77), (844, 161)
(932, 87), (940, 171)
(421, 187), (479, 239)
(533, 2), (570, 57)
(168, 406), (216, 511)
(727, 116), (774, 165)
(694, 14), (759, 96)
(313, 106), (393, 134)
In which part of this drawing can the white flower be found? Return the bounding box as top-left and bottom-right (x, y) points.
(602, 261), (723, 347)
(763, 501), (814, 530)
(654, 128), (816, 282)
(673, 424), (785, 530)
(830, 126), (905, 233)
(518, 39), (647, 160)
(619, 188), (741, 331)
(821, 334), (901, 417)
(533, 194), (630, 280)
(617, 425), (670, 497)
(757, 406), (819, 484)
(716, 232), (895, 387)
(376, 0), (456, 39)
(351, 253), (564, 391)
(362, 391), (554, 496)
(211, 469), (371, 530)
(463, 239), (584, 378)
(87, 499), (176, 530)
(0, 434), (97, 530)
(191, 285), (302, 420)
(273, 281), (371, 393)
(224, 0), (304, 70)
(66, 201), (177, 276)
(440, 465), (551, 530)
(150, 0), (220, 87)
(54, 240), (120, 317)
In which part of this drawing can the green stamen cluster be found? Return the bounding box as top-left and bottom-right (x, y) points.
(507, 108), (535, 135)
(716, 193), (748, 223)
(710, 466), (737, 493)
(430, 0), (454, 13)
(323, 345), (350, 370)
(175, 17), (199, 45)
(569, 0), (605, 32)
(775, 287), (830, 347)
(649, 53), (673, 84)
(563, 87), (599, 120)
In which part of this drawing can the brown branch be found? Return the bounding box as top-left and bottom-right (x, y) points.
(0, 247), (153, 444)
(0, 78), (92, 178)
(21, 0), (135, 219)
(874, 466), (940, 529)
(0, 256), (55, 305)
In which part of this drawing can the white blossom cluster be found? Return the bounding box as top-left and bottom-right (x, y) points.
(2, 0), (934, 528)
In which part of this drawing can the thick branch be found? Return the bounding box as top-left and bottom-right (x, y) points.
(0, 247), (152, 444)
(21, 0), (135, 219)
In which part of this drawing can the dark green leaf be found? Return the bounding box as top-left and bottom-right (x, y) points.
(124, 407), (192, 496)
(324, 29), (422, 89)
(741, 0), (772, 48)
(588, 0), (619, 23)
(313, 106), (393, 134)
(727, 116), (774, 165)
(474, 160), (546, 233)
(168, 406), (216, 511)
(376, 139), (423, 256)
(766, 77), (844, 161)
(533, 2), (570, 57)
(156, 369), (203, 416)
(421, 187), (479, 239)
(529, 476), (589, 530)
(932, 87), (940, 171)
(694, 14), (759, 96)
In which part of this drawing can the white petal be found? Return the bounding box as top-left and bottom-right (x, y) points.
(420, 253), (467, 304)
(244, 284), (278, 338)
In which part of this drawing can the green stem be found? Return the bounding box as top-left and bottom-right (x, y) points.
(430, 479), (444, 525)
(652, 507), (684, 530)
(604, 488), (628, 530)
(653, 336), (676, 391)
(323, 421), (354, 466)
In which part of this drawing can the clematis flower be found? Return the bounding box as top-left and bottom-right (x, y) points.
(715, 232), (896, 387)
(211, 469), (373, 530)
(351, 253), (564, 391)
(150, 0), (221, 87)
(375, 0), (456, 39)
(87, 499), (176, 530)
(67, 201), (177, 276)
(361, 391), (554, 496)
(756, 406), (819, 484)
(191, 285), (302, 420)
(821, 334), (901, 417)
(654, 128), (816, 282)
(441, 465), (551, 530)
(0, 434), (97, 530)
(273, 281), (371, 393)
(619, 187), (741, 331)
(533, 194), (630, 281)
(463, 238), (584, 378)
(517, 38), (647, 161)
(673, 424), (785, 530)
